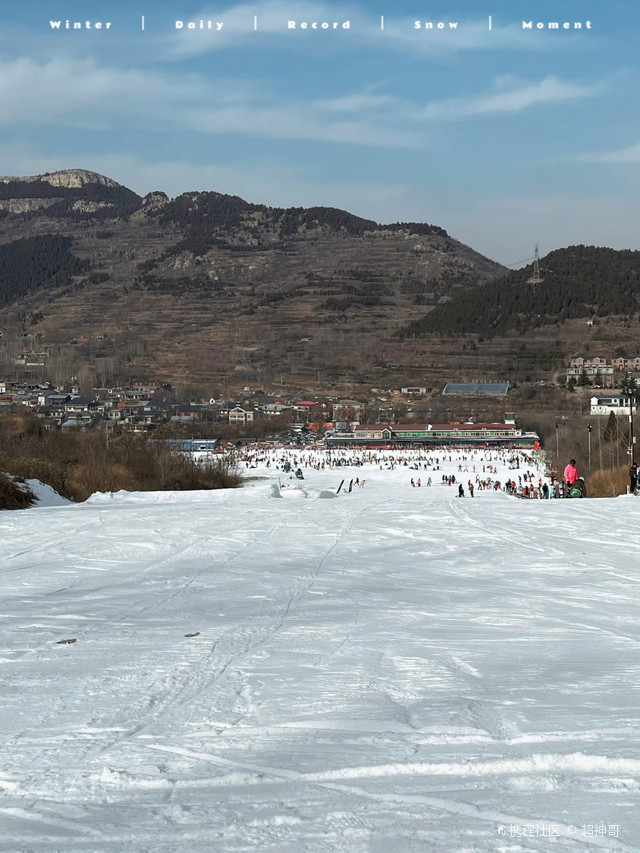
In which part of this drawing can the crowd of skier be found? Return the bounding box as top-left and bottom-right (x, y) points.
(228, 442), (622, 499)
(234, 445), (573, 498)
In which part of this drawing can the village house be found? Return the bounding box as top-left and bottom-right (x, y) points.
(61, 413), (94, 430)
(38, 392), (70, 407)
(566, 365), (614, 386)
(14, 392), (43, 408)
(590, 395), (636, 416)
(569, 355), (608, 369)
(64, 397), (101, 415)
(105, 407), (124, 422)
(142, 400), (172, 421)
(611, 357), (640, 372)
(263, 402), (294, 418)
(228, 405), (257, 425)
(291, 401), (317, 418)
(175, 404), (204, 419)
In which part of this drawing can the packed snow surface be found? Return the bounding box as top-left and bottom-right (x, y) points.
(1, 448), (639, 852)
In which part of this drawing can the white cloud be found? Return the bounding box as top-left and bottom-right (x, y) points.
(0, 57), (605, 151)
(580, 143), (640, 163)
(419, 75), (604, 120)
(314, 90), (398, 113)
(0, 57), (199, 126)
(0, 56), (416, 147)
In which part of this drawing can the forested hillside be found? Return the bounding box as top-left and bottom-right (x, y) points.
(0, 235), (89, 308)
(403, 245), (640, 338)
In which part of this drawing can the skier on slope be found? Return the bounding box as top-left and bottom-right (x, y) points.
(563, 459), (578, 498)
(569, 478), (586, 498)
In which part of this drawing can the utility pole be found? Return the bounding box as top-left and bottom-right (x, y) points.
(631, 397), (635, 466)
(555, 421), (559, 470)
(621, 373), (637, 465)
(587, 422), (592, 473)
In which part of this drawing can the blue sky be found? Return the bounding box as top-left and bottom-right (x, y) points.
(1, 0), (639, 264)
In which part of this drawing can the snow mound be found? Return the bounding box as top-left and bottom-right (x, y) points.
(85, 488), (230, 505)
(279, 485), (308, 499)
(3, 476), (70, 508)
(271, 484), (338, 500)
(24, 479), (71, 507)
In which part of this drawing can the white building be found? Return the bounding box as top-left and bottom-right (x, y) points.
(590, 395), (636, 416)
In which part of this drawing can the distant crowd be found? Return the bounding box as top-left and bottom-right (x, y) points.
(239, 446), (557, 497)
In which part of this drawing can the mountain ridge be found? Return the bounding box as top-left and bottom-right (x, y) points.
(0, 169), (124, 189)
(0, 168), (508, 390)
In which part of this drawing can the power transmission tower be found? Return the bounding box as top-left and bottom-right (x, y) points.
(229, 317), (250, 375)
(528, 244), (542, 285)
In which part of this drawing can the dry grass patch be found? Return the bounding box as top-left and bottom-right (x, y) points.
(586, 466), (630, 498)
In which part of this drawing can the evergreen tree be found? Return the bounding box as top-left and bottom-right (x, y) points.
(604, 411), (618, 442)
(621, 374), (638, 402)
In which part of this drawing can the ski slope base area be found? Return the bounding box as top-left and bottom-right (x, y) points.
(2, 449), (640, 852)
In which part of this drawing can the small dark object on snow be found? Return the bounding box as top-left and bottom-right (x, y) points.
(184, 632), (201, 638)
(56, 638), (76, 645)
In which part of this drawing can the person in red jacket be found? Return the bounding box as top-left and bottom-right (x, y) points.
(563, 459), (578, 497)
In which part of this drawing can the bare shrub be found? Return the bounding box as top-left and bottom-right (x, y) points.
(68, 461), (139, 501)
(0, 473), (35, 509)
(0, 413), (242, 502)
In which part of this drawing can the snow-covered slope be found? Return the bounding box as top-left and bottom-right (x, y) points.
(1, 449), (638, 851)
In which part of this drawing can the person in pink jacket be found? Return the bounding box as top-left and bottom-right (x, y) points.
(563, 459), (578, 497)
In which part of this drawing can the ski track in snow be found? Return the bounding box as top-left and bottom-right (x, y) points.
(2, 448), (640, 851)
